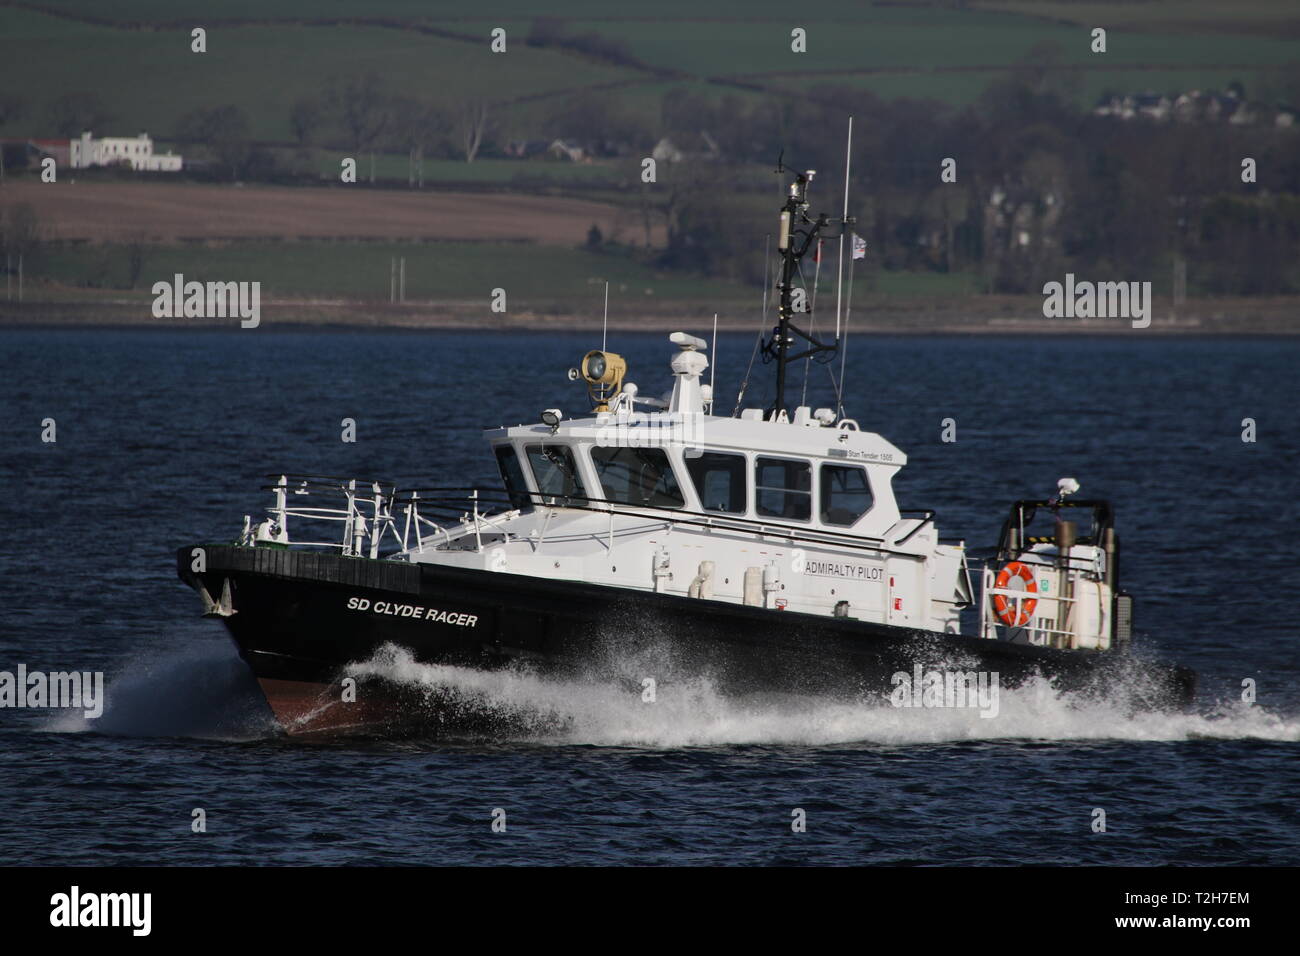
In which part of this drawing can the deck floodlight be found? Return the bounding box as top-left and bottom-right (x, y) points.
(541, 408), (564, 432)
(578, 349), (627, 412)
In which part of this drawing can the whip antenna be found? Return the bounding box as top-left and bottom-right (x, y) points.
(710, 312), (718, 413)
(835, 116), (852, 342)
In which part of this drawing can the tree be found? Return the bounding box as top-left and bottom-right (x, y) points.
(656, 160), (759, 278)
(289, 95), (324, 147)
(177, 105), (253, 180)
(388, 98), (449, 187)
(326, 73), (391, 181)
(1, 203), (39, 253)
(1011, 41), (1081, 103)
(47, 92), (114, 137)
(0, 94), (23, 186)
(123, 230), (147, 289)
(454, 98), (493, 164)
(0, 93), (23, 128)
(1, 203), (41, 285)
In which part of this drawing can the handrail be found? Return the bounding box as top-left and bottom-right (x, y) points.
(892, 510), (937, 545)
(402, 484), (886, 538)
(246, 476), (958, 564)
(393, 486), (951, 561)
(245, 474), (408, 557)
(977, 565), (1107, 649)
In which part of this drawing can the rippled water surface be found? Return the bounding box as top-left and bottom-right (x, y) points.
(1, 330), (1296, 865)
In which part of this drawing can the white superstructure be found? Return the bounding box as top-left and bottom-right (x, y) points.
(404, 334), (969, 634)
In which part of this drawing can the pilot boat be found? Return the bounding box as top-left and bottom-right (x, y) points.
(177, 164), (1195, 735)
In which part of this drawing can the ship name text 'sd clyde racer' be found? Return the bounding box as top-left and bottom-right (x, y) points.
(178, 144), (1195, 735)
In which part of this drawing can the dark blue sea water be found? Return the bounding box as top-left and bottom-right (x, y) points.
(0, 329), (1297, 865)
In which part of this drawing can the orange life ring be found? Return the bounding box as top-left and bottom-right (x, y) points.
(994, 561), (1038, 627)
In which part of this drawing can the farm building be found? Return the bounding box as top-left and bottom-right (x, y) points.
(70, 131), (182, 171)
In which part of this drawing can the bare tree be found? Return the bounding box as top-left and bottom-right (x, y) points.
(1, 202), (40, 254)
(389, 98), (449, 187)
(0, 94), (22, 186)
(454, 99), (492, 164)
(619, 156), (661, 248)
(1, 202), (41, 294)
(0, 94), (22, 127)
(123, 230), (148, 289)
(327, 73), (391, 182)
(177, 105), (252, 180)
(289, 95), (324, 147)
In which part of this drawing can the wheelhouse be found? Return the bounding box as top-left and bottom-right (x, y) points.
(486, 418), (904, 541)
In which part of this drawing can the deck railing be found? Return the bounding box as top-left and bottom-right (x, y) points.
(976, 554), (1107, 649)
(242, 475), (947, 564)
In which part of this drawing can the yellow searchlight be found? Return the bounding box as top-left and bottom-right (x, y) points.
(578, 349), (626, 412)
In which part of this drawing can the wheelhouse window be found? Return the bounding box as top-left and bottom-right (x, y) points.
(590, 446), (685, 509)
(685, 451), (747, 514)
(524, 444), (587, 503)
(820, 463), (873, 526)
(755, 456), (811, 521)
(494, 444), (532, 512)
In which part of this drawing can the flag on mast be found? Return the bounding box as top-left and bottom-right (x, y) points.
(851, 233), (867, 260)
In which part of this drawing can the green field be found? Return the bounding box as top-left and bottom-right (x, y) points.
(974, 0), (1299, 29)
(495, 11), (1300, 78)
(4, 0), (1297, 151)
(29, 238), (980, 305)
(33, 240), (754, 303)
(28, 0), (1300, 30)
(0, 6), (638, 142)
(6, 0), (901, 21)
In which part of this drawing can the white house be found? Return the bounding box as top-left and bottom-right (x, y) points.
(70, 131), (182, 171)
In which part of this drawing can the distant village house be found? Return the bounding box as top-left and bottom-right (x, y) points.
(1094, 87), (1297, 128)
(70, 131), (183, 171)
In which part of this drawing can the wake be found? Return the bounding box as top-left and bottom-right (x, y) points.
(42, 641), (1298, 747)
(349, 645), (1300, 748)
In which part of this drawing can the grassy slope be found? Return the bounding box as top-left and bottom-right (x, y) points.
(34, 241), (753, 302)
(510, 12), (1300, 75)
(972, 0), (1300, 29)
(0, 7), (638, 142)
(30, 0), (1298, 28)
(31, 240), (976, 303)
(4, 1), (1296, 147)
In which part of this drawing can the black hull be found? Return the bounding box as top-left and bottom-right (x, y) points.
(177, 544), (1196, 736)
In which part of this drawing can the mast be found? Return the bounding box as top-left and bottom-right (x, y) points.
(764, 160), (853, 417)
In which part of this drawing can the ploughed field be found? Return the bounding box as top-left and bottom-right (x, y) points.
(9, 181), (649, 245)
